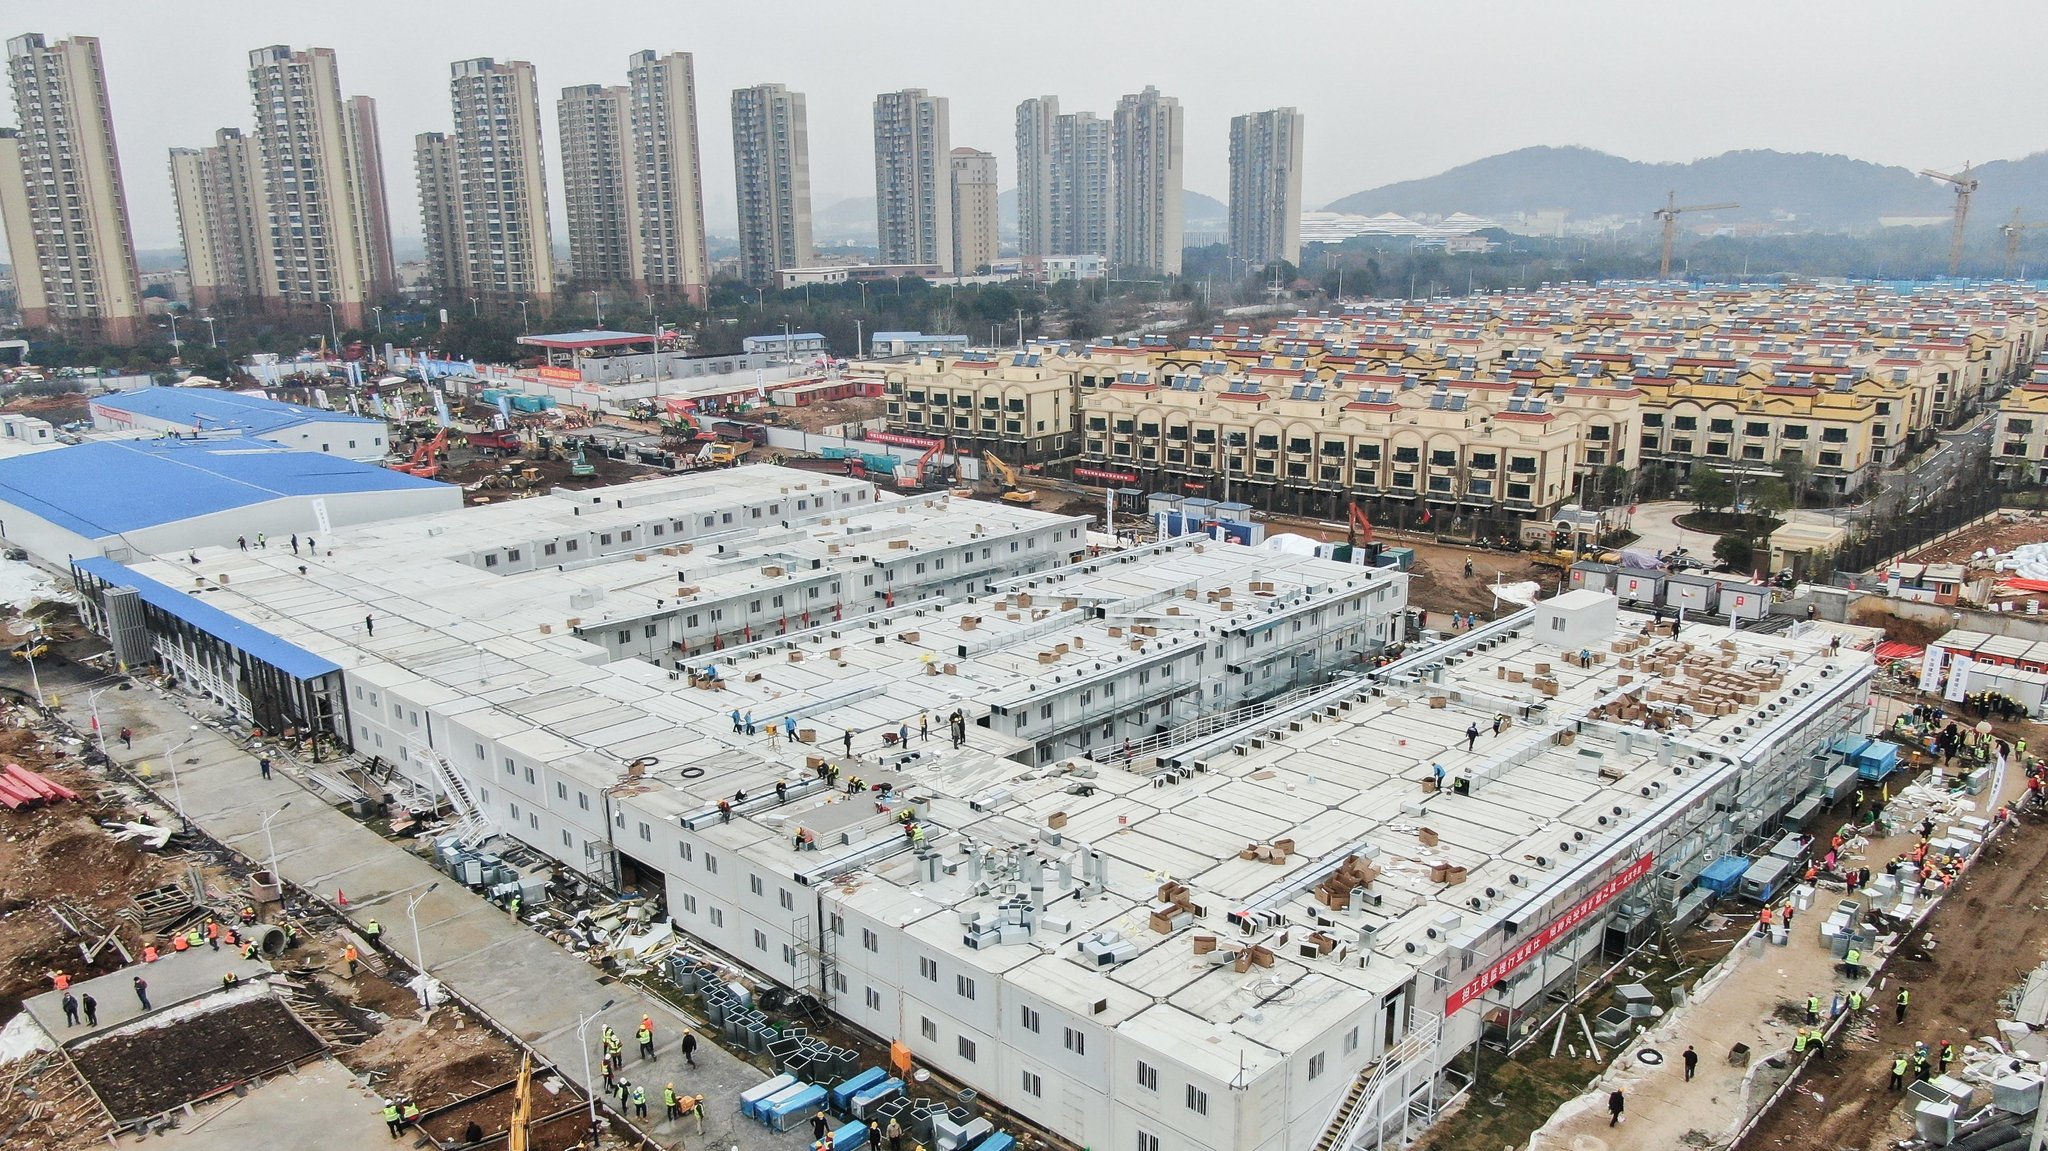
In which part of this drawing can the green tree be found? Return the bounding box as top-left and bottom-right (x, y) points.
(1749, 477), (1793, 519)
(1688, 466), (1732, 514)
(1776, 451), (1811, 506)
(1713, 533), (1754, 570)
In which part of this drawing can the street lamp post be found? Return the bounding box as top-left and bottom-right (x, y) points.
(590, 292), (605, 325)
(200, 316), (218, 348)
(577, 998), (617, 1136)
(324, 304), (340, 350)
(162, 724), (200, 832)
(518, 300), (529, 334)
(164, 313), (182, 356)
(406, 881), (440, 974)
(372, 306), (384, 337)
(87, 684), (113, 759)
(261, 801), (293, 879)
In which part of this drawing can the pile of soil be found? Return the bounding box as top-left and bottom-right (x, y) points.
(348, 1009), (523, 1108)
(70, 996), (324, 1119)
(1903, 511), (2048, 567)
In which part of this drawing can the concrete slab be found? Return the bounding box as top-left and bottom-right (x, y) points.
(24, 948), (271, 1044)
(155, 1057), (392, 1151)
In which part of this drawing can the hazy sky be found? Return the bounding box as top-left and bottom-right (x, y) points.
(10, 0), (2045, 250)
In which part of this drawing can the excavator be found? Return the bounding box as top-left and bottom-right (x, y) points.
(394, 428), (448, 478)
(982, 451), (1038, 504)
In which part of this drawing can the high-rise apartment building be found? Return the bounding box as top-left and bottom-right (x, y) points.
(412, 132), (463, 299)
(1051, 112), (1111, 260)
(1014, 96), (1057, 259)
(949, 148), (998, 275)
(1229, 107), (1303, 268)
(344, 96), (398, 297)
(872, 89), (952, 273)
(1110, 86), (1183, 276)
(168, 128), (271, 310)
(730, 83), (812, 287)
(245, 46), (390, 326)
(557, 84), (638, 290)
(626, 50), (708, 303)
(441, 58), (555, 307)
(0, 34), (143, 342)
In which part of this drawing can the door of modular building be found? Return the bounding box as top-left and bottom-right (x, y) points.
(614, 850), (666, 903)
(1383, 988), (1405, 1050)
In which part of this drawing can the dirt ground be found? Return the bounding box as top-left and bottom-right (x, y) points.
(70, 995), (325, 1119)
(345, 1000), (524, 1110)
(1735, 717), (2048, 1151)
(1, 391), (89, 426)
(0, 749), (173, 1020)
(1902, 509), (2048, 567)
(769, 395), (884, 434)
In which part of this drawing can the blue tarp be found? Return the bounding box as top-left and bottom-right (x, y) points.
(761, 1083), (825, 1131)
(1697, 856), (1751, 896)
(830, 1068), (886, 1111)
(72, 557), (340, 681)
(823, 1120), (870, 1151)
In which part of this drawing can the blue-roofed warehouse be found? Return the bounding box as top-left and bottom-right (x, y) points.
(0, 435), (460, 565)
(90, 386), (392, 461)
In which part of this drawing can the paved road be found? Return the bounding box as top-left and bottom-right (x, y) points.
(38, 667), (819, 1151)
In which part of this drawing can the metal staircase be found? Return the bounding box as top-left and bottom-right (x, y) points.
(1313, 1011), (1444, 1151)
(792, 911), (839, 1008)
(408, 736), (495, 846)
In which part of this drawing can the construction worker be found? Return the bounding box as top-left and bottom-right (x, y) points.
(630, 1083), (648, 1119)
(681, 1029), (697, 1066)
(1849, 989), (1864, 1013)
(812, 1109), (830, 1141)
(1890, 1052), (1908, 1090)
(61, 992), (78, 1026)
(1805, 994), (1820, 1025)
(664, 1083), (680, 1121)
(684, 1094), (705, 1133)
(133, 976), (150, 1010)
(364, 919), (383, 945)
(222, 971), (240, 989)
(143, 943), (159, 963)
(382, 1099), (403, 1138)
(1914, 1045), (1931, 1081)
(171, 931), (190, 953)
(205, 920), (221, 950)
(1896, 987), (1911, 1024)
(1758, 905), (1774, 931)
(240, 905), (256, 925)
(402, 1099), (420, 1130)
(1843, 947), (1863, 978)
(637, 1021), (654, 1061)
(1939, 1039), (1955, 1072)
(508, 894), (520, 918)
(242, 940), (259, 960)
(885, 1114), (906, 1151)
(1792, 1028), (1808, 1055)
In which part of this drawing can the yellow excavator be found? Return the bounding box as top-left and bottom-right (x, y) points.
(983, 451), (1038, 505)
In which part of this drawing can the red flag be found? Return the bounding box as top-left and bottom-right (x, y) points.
(1420, 508), (1432, 525)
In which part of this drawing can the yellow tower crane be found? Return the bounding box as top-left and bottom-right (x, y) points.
(1919, 164), (1979, 277)
(1654, 191), (1739, 278)
(2000, 209), (2045, 279)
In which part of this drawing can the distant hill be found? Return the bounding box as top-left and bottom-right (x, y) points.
(1325, 146), (2048, 232)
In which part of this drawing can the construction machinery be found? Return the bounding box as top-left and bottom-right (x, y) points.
(507, 1053), (532, 1151)
(705, 441), (751, 467)
(1920, 164), (1979, 277)
(2002, 209), (2044, 279)
(1654, 191), (1739, 278)
(394, 428), (448, 477)
(567, 446), (596, 477)
(982, 451), (1038, 504)
(1346, 501), (1375, 546)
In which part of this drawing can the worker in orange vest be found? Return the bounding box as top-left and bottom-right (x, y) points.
(171, 932), (190, 952)
(1759, 906), (1775, 929)
(343, 944), (360, 978)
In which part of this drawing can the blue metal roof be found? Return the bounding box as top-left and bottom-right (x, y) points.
(0, 435), (449, 538)
(93, 387), (381, 435)
(71, 556), (341, 681)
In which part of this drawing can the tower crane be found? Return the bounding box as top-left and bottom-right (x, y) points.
(1654, 191), (1739, 278)
(1919, 164), (1978, 277)
(2000, 209), (2045, 279)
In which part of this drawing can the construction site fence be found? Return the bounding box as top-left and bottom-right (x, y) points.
(1832, 485), (2007, 577)
(1723, 801), (2024, 1151)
